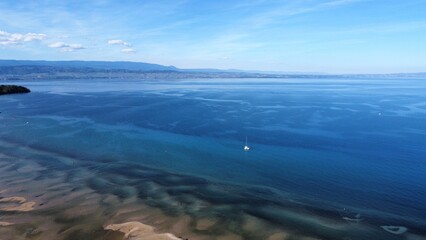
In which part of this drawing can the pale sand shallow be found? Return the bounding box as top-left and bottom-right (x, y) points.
(0, 196), (26, 203)
(0, 196), (36, 212)
(0, 222), (14, 227)
(0, 159), (355, 240)
(0, 150), (256, 240)
(266, 232), (289, 240)
(0, 155), (382, 240)
(105, 222), (182, 240)
(195, 218), (217, 231)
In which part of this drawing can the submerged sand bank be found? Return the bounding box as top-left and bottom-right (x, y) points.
(0, 222), (13, 227)
(105, 222), (182, 240)
(0, 196), (36, 212)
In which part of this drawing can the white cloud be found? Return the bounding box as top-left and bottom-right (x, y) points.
(108, 39), (131, 46)
(108, 39), (135, 53)
(48, 41), (84, 51)
(0, 30), (47, 45)
(121, 48), (136, 54)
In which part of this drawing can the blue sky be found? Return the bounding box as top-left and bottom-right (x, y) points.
(1, 0), (426, 73)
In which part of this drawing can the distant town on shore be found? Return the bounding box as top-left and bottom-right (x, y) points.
(1, 60), (425, 81)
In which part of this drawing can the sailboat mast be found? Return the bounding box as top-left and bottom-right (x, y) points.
(244, 136), (250, 151)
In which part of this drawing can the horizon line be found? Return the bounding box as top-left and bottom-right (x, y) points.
(0, 58), (425, 76)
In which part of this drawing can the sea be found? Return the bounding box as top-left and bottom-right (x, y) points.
(0, 77), (425, 240)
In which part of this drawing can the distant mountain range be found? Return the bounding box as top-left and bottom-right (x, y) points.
(0, 60), (178, 72)
(0, 59), (292, 80)
(0, 60), (346, 75)
(0, 60), (425, 80)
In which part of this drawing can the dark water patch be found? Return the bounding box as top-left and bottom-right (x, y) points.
(146, 198), (184, 217)
(1, 163), (22, 172)
(87, 177), (113, 194)
(106, 174), (130, 185)
(207, 205), (244, 220)
(192, 185), (250, 205)
(246, 206), (337, 238)
(154, 174), (209, 187)
(33, 169), (63, 180)
(99, 230), (125, 240)
(54, 213), (87, 224)
(244, 205), (407, 240)
(144, 187), (170, 201)
(64, 169), (87, 183)
(111, 164), (164, 180)
(190, 213), (253, 239)
(32, 155), (72, 171)
(166, 185), (198, 195)
(356, 213), (426, 236)
(135, 184), (156, 200)
(112, 186), (136, 199)
(70, 186), (85, 193)
(46, 185), (72, 193)
(36, 204), (77, 219)
(174, 194), (200, 206)
(0, 136), (89, 168)
(13, 223), (41, 239)
(244, 186), (278, 197)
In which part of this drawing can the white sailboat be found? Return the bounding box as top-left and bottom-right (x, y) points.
(244, 136), (250, 151)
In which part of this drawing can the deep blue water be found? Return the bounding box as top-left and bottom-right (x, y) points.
(1, 78), (426, 239)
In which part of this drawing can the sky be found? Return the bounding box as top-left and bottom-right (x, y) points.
(1, 0), (426, 74)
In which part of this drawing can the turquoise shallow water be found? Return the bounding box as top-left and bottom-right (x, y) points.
(1, 78), (426, 239)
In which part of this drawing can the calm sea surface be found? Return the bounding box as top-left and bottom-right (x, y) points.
(1, 78), (425, 239)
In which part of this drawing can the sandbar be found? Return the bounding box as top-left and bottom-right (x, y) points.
(0, 196), (36, 212)
(105, 221), (182, 240)
(0, 221), (13, 227)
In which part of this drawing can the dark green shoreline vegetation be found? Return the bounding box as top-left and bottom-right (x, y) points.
(0, 85), (30, 95)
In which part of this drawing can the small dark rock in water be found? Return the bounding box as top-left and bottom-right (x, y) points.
(0, 85), (31, 95)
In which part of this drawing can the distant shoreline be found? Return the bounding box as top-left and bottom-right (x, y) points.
(0, 60), (425, 81)
(1, 71), (426, 81)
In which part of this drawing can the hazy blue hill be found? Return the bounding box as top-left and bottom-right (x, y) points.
(0, 60), (178, 72)
(1, 60), (425, 79)
(0, 60), (292, 79)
